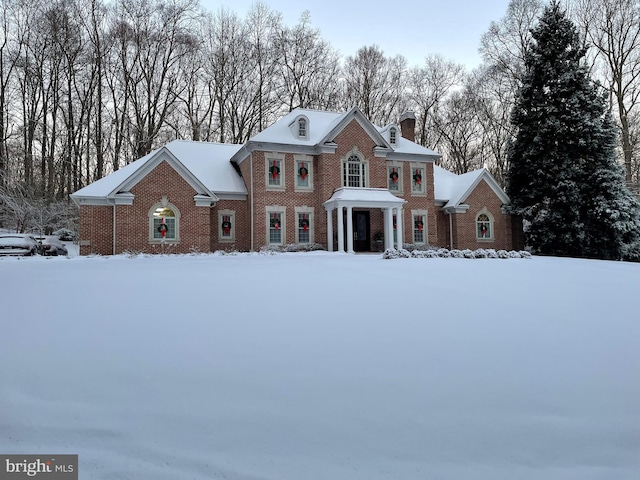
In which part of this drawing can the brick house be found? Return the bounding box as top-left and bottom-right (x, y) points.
(71, 107), (522, 255)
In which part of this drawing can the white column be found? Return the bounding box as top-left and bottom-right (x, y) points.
(346, 206), (354, 254)
(326, 208), (334, 252)
(337, 206), (344, 253)
(396, 207), (404, 250)
(384, 207), (393, 250)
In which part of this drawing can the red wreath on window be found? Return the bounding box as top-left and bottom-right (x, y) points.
(300, 213), (309, 232)
(415, 219), (423, 231)
(299, 162), (308, 180)
(271, 213), (280, 230)
(157, 222), (168, 238)
(389, 168), (399, 184)
(413, 170), (422, 185)
(480, 223), (488, 238)
(269, 160), (280, 180)
(222, 217), (232, 235)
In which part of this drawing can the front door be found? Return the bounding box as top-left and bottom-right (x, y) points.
(353, 211), (370, 252)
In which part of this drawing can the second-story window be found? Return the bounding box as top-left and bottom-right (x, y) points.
(343, 154), (366, 188)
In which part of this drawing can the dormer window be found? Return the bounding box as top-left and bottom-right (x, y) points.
(389, 127), (397, 145)
(298, 118), (307, 138)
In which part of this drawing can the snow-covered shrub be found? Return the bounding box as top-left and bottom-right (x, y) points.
(124, 249), (144, 258)
(519, 250), (532, 259)
(450, 249), (464, 258)
(485, 249), (498, 258)
(462, 249), (475, 259)
(497, 249), (510, 259)
(258, 246), (279, 255)
(383, 248), (400, 259)
(284, 243), (300, 252)
(436, 248), (451, 258)
(508, 250), (522, 258)
(398, 248), (411, 258)
(424, 249), (440, 258)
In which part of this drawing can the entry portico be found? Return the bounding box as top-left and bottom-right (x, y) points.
(324, 187), (407, 253)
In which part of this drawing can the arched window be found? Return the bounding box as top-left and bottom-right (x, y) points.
(298, 117), (307, 138)
(476, 212), (492, 240)
(343, 153), (366, 188)
(149, 200), (180, 241)
(389, 127), (397, 145)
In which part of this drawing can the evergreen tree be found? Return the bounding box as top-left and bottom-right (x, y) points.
(507, 1), (640, 260)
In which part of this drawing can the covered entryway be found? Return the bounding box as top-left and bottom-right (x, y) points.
(324, 187), (406, 253)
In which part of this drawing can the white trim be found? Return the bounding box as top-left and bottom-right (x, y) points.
(149, 200), (180, 243)
(218, 209), (236, 243)
(342, 147), (369, 188)
(476, 207), (495, 242)
(266, 205), (286, 245)
(294, 206), (314, 244)
(411, 209), (428, 244)
(410, 162), (427, 196)
(387, 162), (403, 196)
(294, 154), (314, 192)
(265, 152), (286, 191)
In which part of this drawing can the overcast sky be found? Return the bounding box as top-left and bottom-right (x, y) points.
(199, 0), (514, 69)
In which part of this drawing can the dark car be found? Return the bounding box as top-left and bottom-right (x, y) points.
(40, 236), (68, 256)
(0, 234), (40, 256)
(53, 228), (77, 241)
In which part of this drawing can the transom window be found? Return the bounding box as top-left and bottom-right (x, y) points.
(477, 213), (492, 239)
(343, 154), (366, 188)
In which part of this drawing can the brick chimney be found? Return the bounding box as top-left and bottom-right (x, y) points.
(399, 111), (416, 143)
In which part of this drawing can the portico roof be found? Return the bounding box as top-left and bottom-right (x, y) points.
(323, 187), (407, 210)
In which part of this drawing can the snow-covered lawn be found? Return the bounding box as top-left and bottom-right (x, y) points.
(1, 252), (638, 480)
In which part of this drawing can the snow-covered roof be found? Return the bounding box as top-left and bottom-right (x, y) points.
(71, 140), (246, 200)
(244, 107), (440, 160)
(323, 187), (406, 209)
(433, 165), (509, 208)
(250, 108), (347, 147)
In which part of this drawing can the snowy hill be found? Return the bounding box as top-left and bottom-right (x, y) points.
(1, 252), (638, 480)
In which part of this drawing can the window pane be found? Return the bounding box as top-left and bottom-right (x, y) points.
(298, 213), (310, 244)
(297, 161), (309, 187)
(269, 212), (282, 244)
(389, 167), (400, 191)
(477, 214), (490, 238)
(414, 215), (424, 243)
(268, 159), (281, 186)
(413, 168), (424, 192)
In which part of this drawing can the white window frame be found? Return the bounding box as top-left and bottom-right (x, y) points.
(266, 152), (285, 191)
(476, 208), (494, 241)
(387, 163), (403, 194)
(389, 126), (398, 145)
(298, 117), (308, 139)
(266, 206), (286, 246)
(342, 148), (368, 188)
(294, 155), (313, 192)
(218, 209), (236, 243)
(294, 206), (314, 244)
(410, 162), (426, 196)
(411, 209), (428, 244)
(149, 198), (180, 243)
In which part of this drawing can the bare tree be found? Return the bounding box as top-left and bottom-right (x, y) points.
(275, 11), (342, 112)
(570, 0), (640, 189)
(408, 54), (465, 148)
(343, 45), (408, 126)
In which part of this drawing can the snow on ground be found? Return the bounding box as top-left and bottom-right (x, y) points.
(1, 252), (639, 480)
